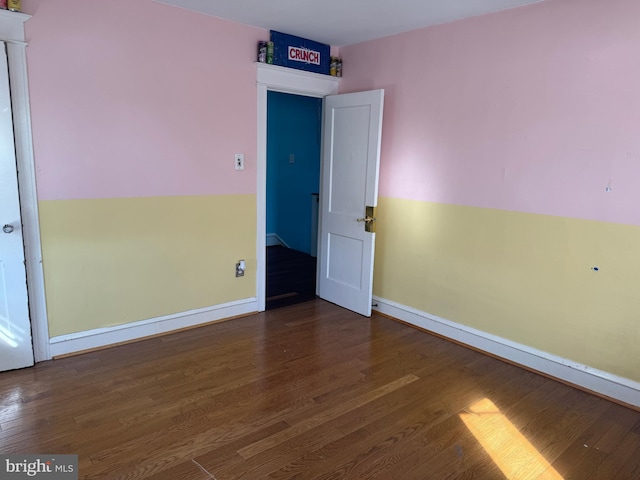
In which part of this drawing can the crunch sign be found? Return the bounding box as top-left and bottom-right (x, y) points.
(270, 31), (330, 74)
(288, 46), (320, 66)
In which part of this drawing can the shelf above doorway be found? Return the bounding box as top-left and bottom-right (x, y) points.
(256, 62), (340, 97)
(0, 8), (31, 44)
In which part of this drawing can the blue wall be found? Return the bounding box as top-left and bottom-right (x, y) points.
(267, 91), (322, 254)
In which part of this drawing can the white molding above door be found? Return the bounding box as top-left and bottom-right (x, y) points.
(0, 9), (29, 44)
(257, 63), (340, 97)
(1, 10), (50, 361)
(256, 63), (339, 311)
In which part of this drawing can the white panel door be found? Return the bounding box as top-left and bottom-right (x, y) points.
(0, 40), (33, 371)
(317, 89), (384, 316)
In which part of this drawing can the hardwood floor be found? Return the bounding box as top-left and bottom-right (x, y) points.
(1, 300), (639, 479)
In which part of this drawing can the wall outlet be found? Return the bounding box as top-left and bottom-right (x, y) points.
(235, 153), (245, 171)
(236, 259), (245, 277)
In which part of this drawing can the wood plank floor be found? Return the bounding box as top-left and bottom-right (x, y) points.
(1, 299), (639, 479)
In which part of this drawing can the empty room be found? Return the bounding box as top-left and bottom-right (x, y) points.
(1, 0), (639, 478)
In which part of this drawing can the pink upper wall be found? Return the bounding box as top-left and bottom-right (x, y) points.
(339, 0), (640, 225)
(23, 0), (266, 200)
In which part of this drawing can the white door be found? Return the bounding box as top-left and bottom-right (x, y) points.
(0, 40), (34, 371)
(317, 89), (384, 317)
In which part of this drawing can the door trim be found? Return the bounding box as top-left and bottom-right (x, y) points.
(1, 11), (50, 361)
(256, 63), (339, 311)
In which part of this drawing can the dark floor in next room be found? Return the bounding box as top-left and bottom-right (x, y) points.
(266, 245), (317, 310)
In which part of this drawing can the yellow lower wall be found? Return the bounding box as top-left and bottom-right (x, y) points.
(374, 197), (640, 382)
(39, 193), (639, 382)
(39, 195), (256, 337)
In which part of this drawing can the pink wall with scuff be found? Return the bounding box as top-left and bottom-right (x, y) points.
(339, 0), (640, 226)
(23, 0), (266, 201)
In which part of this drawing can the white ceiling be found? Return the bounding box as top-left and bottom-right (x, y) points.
(156, 0), (544, 46)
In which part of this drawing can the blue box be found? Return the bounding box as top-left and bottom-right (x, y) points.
(270, 31), (330, 75)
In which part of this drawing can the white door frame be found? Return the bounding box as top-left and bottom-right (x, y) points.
(1, 10), (50, 361)
(256, 63), (340, 311)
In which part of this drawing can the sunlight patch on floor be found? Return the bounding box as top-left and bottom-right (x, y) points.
(460, 398), (563, 480)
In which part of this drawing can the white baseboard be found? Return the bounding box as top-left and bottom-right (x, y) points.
(49, 298), (259, 357)
(373, 296), (640, 409)
(266, 233), (289, 248)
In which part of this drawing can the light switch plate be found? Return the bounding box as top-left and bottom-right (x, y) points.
(235, 153), (245, 171)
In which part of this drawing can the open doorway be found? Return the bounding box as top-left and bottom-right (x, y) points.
(265, 91), (322, 309)
(256, 64), (339, 312)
